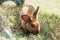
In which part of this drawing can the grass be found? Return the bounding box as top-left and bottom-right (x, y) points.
(0, 5), (60, 40)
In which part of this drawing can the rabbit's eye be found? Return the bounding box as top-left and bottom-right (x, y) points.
(30, 24), (35, 28)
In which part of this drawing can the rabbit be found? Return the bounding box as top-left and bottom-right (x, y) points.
(20, 5), (40, 34)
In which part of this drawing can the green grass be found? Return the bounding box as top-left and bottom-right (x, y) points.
(0, 5), (60, 40)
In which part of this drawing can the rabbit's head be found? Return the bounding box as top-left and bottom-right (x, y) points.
(21, 6), (40, 34)
(21, 6), (39, 22)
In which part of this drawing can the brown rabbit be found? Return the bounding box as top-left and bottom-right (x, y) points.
(20, 5), (40, 34)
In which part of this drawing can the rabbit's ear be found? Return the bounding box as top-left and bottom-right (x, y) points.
(21, 15), (31, 22)
(33, 6), (39, 18)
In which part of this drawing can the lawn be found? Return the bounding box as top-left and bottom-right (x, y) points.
(0, 0), (60, 40)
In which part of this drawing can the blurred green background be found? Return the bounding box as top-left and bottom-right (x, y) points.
(0, 0), (60, 40)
